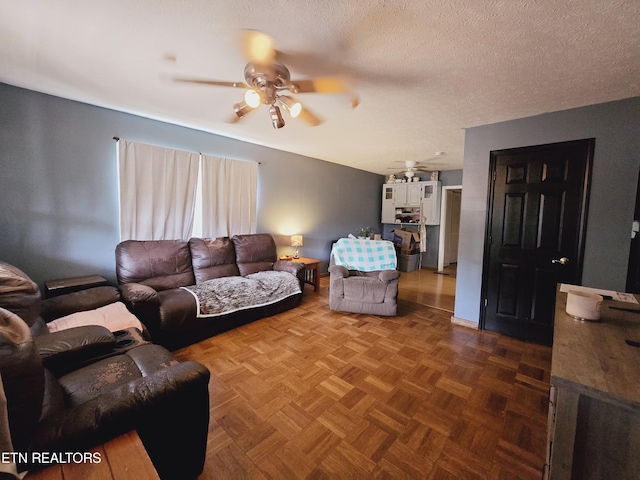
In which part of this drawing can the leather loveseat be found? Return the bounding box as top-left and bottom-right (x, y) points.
(116, 233), (305, 350)
(0, 262), (210, 479)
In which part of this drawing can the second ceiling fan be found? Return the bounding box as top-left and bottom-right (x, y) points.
(173, 30), (358, 129)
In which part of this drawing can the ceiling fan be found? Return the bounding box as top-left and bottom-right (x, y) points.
(172, 30), (358, 129)
(388, 158), (445, 178)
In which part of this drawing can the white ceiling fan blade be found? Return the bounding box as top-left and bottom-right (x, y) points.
(173, 77), (250, 89)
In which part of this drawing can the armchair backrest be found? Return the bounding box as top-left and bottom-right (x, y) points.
(0, 261), (42, 327)
(232, 234), (277, 276)
(331, 238), (397, 272)
(115, 240), (195, 290)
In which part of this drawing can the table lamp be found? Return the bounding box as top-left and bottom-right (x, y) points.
(290, 235), (303, 259)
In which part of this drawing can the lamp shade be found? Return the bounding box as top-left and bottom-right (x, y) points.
(290, 235), (303, 247)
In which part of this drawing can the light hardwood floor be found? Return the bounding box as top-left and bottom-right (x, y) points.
(398, 265), (457, 313)
(174, 274), (551, 479)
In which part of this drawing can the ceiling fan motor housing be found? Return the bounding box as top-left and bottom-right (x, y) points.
(244, 62), (292, 105)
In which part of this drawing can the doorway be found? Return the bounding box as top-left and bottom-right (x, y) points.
(481, 139), (594, 345)
(438, 186), (462, 272)
(398, 185), (462, 313)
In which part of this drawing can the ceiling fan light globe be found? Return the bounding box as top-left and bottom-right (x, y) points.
(289, 102), (302, 118)
(244, 89), (261, 108)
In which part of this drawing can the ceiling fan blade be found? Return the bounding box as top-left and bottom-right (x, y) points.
(292, 77), (350, 94)
(226, 108), (255, 124)
(241, 30), (276, 65)
(295, 104), (323, 126)
(173, 77), (249, 89)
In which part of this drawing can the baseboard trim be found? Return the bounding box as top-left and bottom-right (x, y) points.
(451, 316), (479, 330)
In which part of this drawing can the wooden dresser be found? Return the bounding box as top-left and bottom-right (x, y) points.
(546, 290), (640, 479)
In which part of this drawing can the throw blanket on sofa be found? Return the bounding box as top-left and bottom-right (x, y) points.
(331, 238), (397, 271)
(182, 271), (301, 318)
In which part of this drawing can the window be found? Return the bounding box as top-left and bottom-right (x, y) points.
(117, 139), (257, 240)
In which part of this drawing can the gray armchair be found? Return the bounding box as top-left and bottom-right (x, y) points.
(328, 239), (400, 316)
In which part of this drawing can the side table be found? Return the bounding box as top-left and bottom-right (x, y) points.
(291, 257), (321, 292)
(43, 274), (108, 298)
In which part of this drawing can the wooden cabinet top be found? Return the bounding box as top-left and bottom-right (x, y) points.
(552, 290), (640, 409)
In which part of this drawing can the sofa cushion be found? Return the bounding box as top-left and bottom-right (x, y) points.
(57, 344), (177, 407)
(46, 301), (143, 333)
(42, 286), (121, 322)
(232, 234), (277, 276)
(189, 237), (240, 283)
(116, 240), (195, 291)
(343, 277), (389, 303)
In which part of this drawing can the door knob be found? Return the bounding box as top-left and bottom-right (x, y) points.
(552, 257), (569, 265)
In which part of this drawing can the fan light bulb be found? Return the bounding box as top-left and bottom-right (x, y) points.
(279, 95), (302, 118)
(289, 101), (302, 118)
(244, 89), (261, 108)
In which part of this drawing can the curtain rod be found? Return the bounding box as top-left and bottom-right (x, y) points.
(112, 137), (260, 164)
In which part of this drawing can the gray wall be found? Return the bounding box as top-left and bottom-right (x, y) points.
(455, 96), (640, 325)
(0, 83), (384, 287)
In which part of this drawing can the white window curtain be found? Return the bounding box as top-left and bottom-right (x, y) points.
(118, 140), (200, 241)
(200, 154), (258, 238)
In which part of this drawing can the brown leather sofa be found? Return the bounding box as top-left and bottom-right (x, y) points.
(116, 233), (305, 350)
(0, 262), (210, 479)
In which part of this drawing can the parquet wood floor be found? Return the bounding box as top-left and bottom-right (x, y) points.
(174, 277), (551, 479)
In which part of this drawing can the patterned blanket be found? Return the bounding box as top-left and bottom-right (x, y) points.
(182, 270), (301, 318)
(331, 238), (397, 271)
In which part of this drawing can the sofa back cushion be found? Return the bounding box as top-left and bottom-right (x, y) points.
(189, 237), (240, 283)
(232, 234), (277, 276)
(115, 240), (195, 290)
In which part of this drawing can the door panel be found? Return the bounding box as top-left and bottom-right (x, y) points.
(482, 139), (593, 345)
(626, 170), (640, 293)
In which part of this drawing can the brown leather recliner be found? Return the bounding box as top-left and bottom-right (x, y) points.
(0, 262), (210, 480)
(116, 234), (305, 350)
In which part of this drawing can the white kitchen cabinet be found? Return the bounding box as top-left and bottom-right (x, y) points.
(381, 181), (441, 225)
(421, 181), (442, 225)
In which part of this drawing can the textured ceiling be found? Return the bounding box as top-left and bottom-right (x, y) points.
(1, 0), (638, 175)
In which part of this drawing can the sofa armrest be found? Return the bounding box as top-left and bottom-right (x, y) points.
(119, 283), (159, 306)
(31, 360), (211, 479)
(41, 286), (121, 322)
(274, 260), (306, 292)
(379, 270), (401, 282)
(273, 260), (305, 277)
(35, 325), (116, 374)
(328, 264), (349, 278)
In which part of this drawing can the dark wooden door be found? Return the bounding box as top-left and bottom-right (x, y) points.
(626, 169), (640, 293)
(481, 139), (593, 345)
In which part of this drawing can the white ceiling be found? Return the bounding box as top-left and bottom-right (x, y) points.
(1, 0), (638, 175)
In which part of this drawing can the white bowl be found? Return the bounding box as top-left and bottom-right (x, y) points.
(566, 290), (603, 321)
